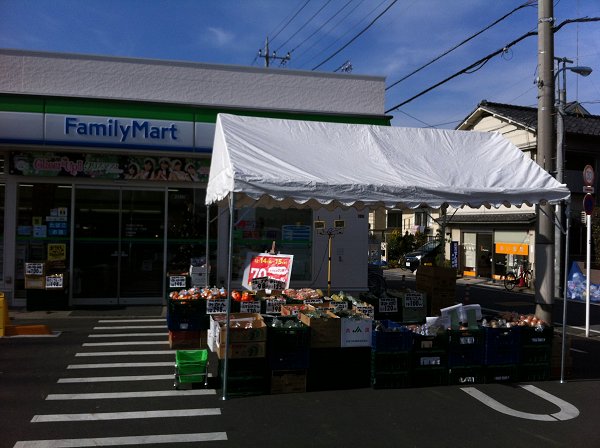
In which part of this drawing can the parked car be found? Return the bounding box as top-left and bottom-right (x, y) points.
(402, 239), (442, 272)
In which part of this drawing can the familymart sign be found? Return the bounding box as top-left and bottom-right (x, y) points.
(46, 114), (194, 149)
(0, 111), (215, 152)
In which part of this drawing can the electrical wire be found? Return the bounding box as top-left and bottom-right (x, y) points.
(385, 16), (600, 114)
(270, 0), (312, 44)
(312, 0), (399, 71)
(386, 0), (536, 91)
(286, 0), (356, 56)
(295, 0), (380, 69)
(274, 0), (333, 53)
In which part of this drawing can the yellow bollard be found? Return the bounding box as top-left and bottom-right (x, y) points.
(0, 293), (7, 337)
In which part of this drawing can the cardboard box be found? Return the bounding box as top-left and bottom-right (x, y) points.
(340, 316), (373, 347)
(299, 309), (340, 348)
(270, 369), (307, 394)
(216, 341), (266, 359)
(214, 313), (267, 347)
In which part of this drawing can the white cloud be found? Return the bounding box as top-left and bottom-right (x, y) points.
(207, 27), (235, 47)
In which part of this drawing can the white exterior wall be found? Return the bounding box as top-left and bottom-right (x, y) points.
(0, 49), (385, 115)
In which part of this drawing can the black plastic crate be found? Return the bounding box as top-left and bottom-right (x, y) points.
(484, 327), (521, 365)
(372, 320), (413, 352)
(308, 347), (371, 391)
(448, 366), (485, 385)
(412, 367), (448, 387)
(268, 348), (310, 370)
(413, 331), (448, 351)
(167, 299), (208, 330)
(485, 364), (518, 383)
(264, 315), (311, 351)
(520, 326), (554, 346)
(448, 329), (484, 367)
(372, 371), (411, 389)
(521, 345), (552, 364)
(413, 351), (446, 368)
(218, 358), (268, 397)
(372, 351), (412, 373)
(519, 363), (551, 381)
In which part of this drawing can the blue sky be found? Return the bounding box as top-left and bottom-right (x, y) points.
(1, 0), (599, 128)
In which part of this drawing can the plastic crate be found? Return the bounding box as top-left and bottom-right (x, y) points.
(167, 299), (208, 330)
(174, 349), (208, 387)
(372, 371), (411, 389)
(264, 315), (311, 351)
(413, 331), (447, 351)
(484, 327), (521, 365)
(521, 345), (552, 364)
(520, 326), (554, 346)
(448, 366), (485, 385)
(485, 364), (518, 383)
(372, 320), (413, 352)
(412, 367), (448, 387)
(519, 363), (551, 381)
(372, 351), (412, 373)
(447, 328), (484, 367)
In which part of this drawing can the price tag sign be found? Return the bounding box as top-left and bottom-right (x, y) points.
(265, 298), (285, 314)
(240, 301), (261, 314)
(304, 298), (323, 305)
(45, 275), (64, 289)
(379, 297), (398, 313)
(206, 298), (228, 314)
(242, 253), (294, 290)
(332, 301), (349, 312)
(404, 291), (424, 308)
(355, 304), (374, 318)
(25, 263), (44, 276)
(169, 276), (187, 289)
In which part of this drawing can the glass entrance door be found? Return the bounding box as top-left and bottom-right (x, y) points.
(72, 187), (165, 305)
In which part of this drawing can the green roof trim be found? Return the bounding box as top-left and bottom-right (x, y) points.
(0, 94), (390, 126)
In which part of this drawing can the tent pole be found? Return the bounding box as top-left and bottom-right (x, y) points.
(327, 234), (332, 297)
(222, 194), (234, 401)
(205, 205), (210, 288)
(560, 200), (571, 383)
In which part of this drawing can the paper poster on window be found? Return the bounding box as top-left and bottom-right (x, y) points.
(242, 252), (294, 290)
(48, 244), (67, 261)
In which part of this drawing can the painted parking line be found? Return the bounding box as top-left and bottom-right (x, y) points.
(75, 350), (175, 357)
(82, 341), (169, 347)
(93, 325), (167, 330)
(14, 432), (228, 447)
(461, 384), (580, 421)
(68, 362), (174, 369)
(58, 374), (173, 383)
(31, 408), (221, 423)
(89, 333), (168, 338)
(46, 389), (216, 400)
(98, 319), (165, 323)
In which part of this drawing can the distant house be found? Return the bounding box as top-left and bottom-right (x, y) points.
(448, 100), (600, 281)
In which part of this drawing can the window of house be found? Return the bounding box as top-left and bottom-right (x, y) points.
(387, 210), (402, 228)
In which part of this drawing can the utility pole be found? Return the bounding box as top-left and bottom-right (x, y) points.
(258, 37), (290, 68)
(535, 0), (555, 323)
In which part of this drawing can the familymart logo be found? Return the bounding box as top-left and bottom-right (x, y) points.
(64, 116), (179, 143)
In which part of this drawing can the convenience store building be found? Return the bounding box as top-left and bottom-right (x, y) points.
(0, 49), (389, 308)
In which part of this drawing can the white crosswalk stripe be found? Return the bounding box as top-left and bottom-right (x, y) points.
(14, 315), (225, 448)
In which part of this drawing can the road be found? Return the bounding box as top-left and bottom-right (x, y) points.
(1, 277), (600, 447)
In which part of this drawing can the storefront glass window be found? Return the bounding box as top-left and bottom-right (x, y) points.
(232, 208), (312, 283)
(167, 188), (216, 284)
(15, 183), (71, 300)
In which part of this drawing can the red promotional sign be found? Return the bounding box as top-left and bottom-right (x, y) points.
(242, 253), (294, 290)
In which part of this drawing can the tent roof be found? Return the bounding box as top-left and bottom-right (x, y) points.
(205, 114), (570, 210)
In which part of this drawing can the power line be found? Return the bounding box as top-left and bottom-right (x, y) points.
(385, 0), (536, 91)
(385, 16), (600, 114)
(287, 0), (356, 56)
(270, 0), (312, 44)
(312, 0), (399, 71)
(274, 0), (333, 53)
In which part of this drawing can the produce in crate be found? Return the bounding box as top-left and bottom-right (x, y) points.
(169, 286), (227, 301)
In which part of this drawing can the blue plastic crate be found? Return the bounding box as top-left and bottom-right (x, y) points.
(447, 329), (484, 367)
(372, 320), (413, 352)
(484, 327), (521, 365)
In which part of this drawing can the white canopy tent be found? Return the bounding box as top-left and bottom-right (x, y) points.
(205, 113), (571, 398)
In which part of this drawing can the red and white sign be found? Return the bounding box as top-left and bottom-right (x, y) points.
(583, 165), (595, 186)
(242, 253), (294, 290)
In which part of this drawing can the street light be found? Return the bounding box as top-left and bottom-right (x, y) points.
(554, 57), (593, 298)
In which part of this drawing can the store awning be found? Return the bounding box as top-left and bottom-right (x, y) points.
(205, 114), (570, 210)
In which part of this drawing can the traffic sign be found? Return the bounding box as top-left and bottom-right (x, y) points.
(583, 193), (594, 216)
(583, 165), (595, 186)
